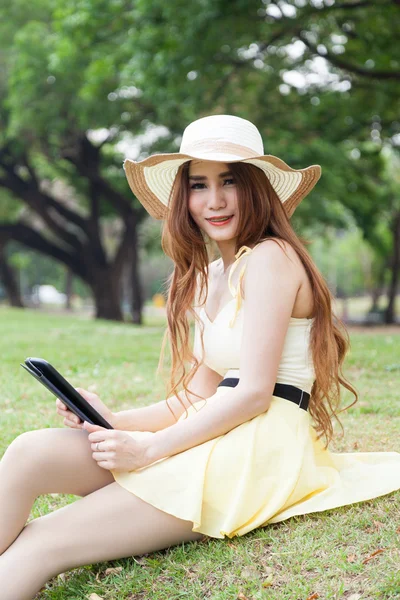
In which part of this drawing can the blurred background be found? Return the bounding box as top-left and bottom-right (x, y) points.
(0, 0), (399, 326)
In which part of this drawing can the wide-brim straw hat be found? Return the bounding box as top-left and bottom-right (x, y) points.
(123, 115), (321, 220)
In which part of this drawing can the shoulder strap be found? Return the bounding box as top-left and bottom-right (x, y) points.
(227, 243), (262, 328)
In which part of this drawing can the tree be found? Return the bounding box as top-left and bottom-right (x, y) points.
(0, 192), (24, 306)
(0, 1), (158, 321)
(1, 0), (398, 321)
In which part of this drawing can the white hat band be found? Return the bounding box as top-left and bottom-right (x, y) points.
(180, 139), (261, 159)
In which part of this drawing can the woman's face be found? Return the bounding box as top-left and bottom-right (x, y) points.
(188, 160), (239, 239)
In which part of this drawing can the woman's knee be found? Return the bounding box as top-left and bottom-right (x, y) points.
(6, 428), (77, 456)
(3, 428), (86, 477)
(3, 427), (114, 496)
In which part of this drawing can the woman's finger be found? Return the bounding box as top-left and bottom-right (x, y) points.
(64, 418), (83, 429)
(67, 414), (81, 424)
(57, 406), (80, 422)
(57, 408), (72, 419)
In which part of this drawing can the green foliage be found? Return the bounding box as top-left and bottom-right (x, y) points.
(0, 190), (24, 222)
(0, 0), (398, 302)
(309, 227), (379, 297)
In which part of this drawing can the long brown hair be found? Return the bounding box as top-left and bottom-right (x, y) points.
(156, 161), (358, 448)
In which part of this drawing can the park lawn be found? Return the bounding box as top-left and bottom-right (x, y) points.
(0, 307), (399, 600)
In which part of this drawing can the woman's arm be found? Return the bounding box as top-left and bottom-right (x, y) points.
(147, 239), (301, 462)
(112, 362), (223, 432)
(148, 384), (268, 461)
(112, 389), (196, 432)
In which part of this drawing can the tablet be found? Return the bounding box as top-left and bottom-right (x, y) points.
(21, 357), (114, 429)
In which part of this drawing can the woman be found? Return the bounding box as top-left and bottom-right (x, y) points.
(1, 114), (399, 599)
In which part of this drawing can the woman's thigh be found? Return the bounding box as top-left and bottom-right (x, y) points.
(5, 428), (114, 497)
(24, 481), (206, 574)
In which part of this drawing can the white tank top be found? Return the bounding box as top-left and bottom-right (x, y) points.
(193, 244), (316, 394)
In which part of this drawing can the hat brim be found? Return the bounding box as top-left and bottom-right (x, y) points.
(123, 152), (321, 220)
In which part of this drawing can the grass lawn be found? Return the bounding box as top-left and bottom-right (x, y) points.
(0, 307), (399, 600)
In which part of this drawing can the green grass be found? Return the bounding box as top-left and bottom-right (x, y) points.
(1, 307), (399, 600)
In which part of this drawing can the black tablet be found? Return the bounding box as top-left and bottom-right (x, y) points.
(21, 357), (114, 429)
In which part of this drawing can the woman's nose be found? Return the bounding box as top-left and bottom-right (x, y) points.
(207, 185), (226, 207)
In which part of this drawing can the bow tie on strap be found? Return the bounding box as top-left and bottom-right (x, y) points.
(227, 245), (254, 328)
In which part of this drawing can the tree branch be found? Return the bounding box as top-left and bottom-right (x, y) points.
(315, 1), (374, 11)
(62, 134), (137, 220)
(113, 215), (135, 277)
(0, 222), (87, 280)
(298, 32), (400, 81)
(0, 150), (88, 247)
(87, 180), (107, 267)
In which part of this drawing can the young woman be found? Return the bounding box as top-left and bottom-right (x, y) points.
(1, 115), (399, 599)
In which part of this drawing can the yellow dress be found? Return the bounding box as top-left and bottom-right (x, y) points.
(111, 245), (400, 539)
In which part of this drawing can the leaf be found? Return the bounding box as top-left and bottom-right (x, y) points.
(94, 565), (124, 582)
(362, 548), (385, 564)
(306, 594), (319, 600)
(347, 554), (357, 563)
(262, 573), (274, 587)
(104, 567), (123, 576)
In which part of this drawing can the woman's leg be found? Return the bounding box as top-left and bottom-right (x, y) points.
(0, 427), (114, 555)
(0, 480), (206, 600)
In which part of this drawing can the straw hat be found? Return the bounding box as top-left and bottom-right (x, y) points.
(123, 115), (321, 220)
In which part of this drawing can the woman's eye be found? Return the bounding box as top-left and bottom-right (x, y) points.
(190, 179), (235, 189)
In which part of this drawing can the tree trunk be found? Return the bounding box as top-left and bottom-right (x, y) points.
(368, 257), (390, 312)
(0, 245), (24, 307)
(384, 211), (400, 324)
(0, 133), (147, 323)
(370, 286), (382, 313)
(65, 268), (73, 311)
(369, 258), (388, 312)
(90, 269), (123, 321)
(129, 225), (143, 325)
(341, 296), (349, 322)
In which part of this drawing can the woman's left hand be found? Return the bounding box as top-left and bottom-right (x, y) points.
(83, 421), (155, 473)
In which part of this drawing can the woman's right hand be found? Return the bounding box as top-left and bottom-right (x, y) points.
(56, 388), (115, 429)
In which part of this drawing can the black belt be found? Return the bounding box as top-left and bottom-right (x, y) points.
(217, 378), (310, 411)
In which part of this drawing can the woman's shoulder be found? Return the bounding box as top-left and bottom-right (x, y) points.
(252, 238), (302, 269)
(206, 239), (299, 283)
(253, 236), (294, 254)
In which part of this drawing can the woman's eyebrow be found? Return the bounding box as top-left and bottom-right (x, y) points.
(188, 171), (232, 181)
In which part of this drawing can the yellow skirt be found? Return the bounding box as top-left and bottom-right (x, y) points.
(111, 386), (400, 539)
